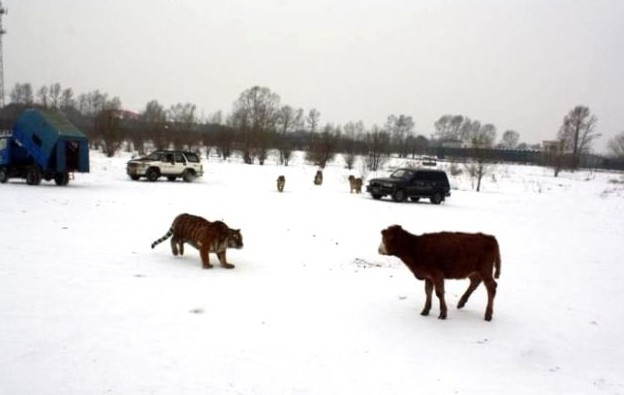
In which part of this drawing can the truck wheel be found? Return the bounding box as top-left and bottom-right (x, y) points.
(26, 168), (42, 185)
(182, 169), (196, 182)
(430, 192), (443, 205)
(129, 175), (140, 181)
(392, 189), (407, 202)
(0, 167), (7, 183)
(371, 193), (383, 200)
(146, 168), (160, 182)
(54, 172), (70, 186)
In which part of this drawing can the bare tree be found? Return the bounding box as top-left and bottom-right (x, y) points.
(608, 131), (624, 160)
(405, 134), (429, 158)
(365, 125), (390, 171)
(276, 105), (302, 166)
(307, 108), (320, 134)
(208, 110), (223, 125)
(213, 125), (236, 160)
(500, 130), (520, 149)
(557, 105), (600, 170)
(385, 114), (414, 157)
(9, 82), (34, 105)
(342, 121), (358, 169)
(60, 88), (75, 110)
(306, 123), (338, 168)
(168, 102), (197, 150)
(434, 114), (472, 142)
(141, 99), (168, 151)
(36, 86), (49, 108)
(95, 99), (124, 157)
(77, 90), (119, 117)
(48, 83), (62, 109)
(466, 121), (496, 192)
(231, 86), (281, 164)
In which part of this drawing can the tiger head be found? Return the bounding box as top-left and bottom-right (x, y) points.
(228, 228), (244, 249)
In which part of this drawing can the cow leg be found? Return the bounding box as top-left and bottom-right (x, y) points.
(433, 275), (448, 319)
(421, 279), (433, 316)
(483, 278), (498, 321)
(458, 274), (482, 309)
(178, 241), (184, 256)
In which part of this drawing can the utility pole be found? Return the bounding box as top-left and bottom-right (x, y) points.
(0, 1), (6, 108)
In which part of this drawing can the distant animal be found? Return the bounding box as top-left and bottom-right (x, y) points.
(314, 170), (323, 185)
(378, 225), (501, 321)
(277, 175), (285, 192)
(151, 213), (243, 269)
(348, 175), (363, 193)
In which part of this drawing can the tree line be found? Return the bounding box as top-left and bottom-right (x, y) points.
(4, 82), (623, 177)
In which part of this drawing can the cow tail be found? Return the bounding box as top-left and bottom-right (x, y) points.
(494, 242), (501, 279)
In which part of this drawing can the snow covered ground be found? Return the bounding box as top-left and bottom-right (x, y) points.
(1, 150), (623, 394)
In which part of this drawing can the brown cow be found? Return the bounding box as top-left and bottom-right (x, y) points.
(378, 225), (501, 321)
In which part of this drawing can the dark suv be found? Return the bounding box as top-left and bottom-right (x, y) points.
(366, 168), (451, 204)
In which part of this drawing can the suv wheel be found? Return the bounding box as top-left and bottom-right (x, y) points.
(392, 189), (407, 202)
(183, 169), (196, 182)
(146, 168), (160, 182)
(430, 192), (443, 205)
(371, 193), (383, 200)
(130, 175), (140, 181)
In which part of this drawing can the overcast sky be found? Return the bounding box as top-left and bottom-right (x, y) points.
(4, 0), (624, 152)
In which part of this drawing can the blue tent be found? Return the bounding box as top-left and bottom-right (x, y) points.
(12, 109), (89, 173)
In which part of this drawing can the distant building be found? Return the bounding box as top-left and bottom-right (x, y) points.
(112, 109), (140, 121)
(542, 140), (560, 154)
(439, 138), (467, 149)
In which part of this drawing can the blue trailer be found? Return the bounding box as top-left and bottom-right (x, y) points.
(0, 109), (90, 186)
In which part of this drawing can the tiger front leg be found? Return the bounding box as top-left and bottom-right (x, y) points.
(200, 246), (213, 269)
(217, 251), (235, 269)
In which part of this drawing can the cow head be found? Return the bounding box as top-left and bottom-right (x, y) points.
(378, 225), (404, 255)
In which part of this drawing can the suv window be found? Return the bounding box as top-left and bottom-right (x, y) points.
(146, 152), (163, 161)
(185, 153), (200, 163)
(417, 171), (441, 181)
(174, 153), (185, 163)
(390, 169), (414, 179)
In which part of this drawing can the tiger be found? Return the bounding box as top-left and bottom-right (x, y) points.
(314, 170), (323, 185)
(151, 213), (243, 269)
(348, 175), (362, 194)
(277, 175), (285, 192)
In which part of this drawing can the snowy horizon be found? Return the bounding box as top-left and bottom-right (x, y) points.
(1, 150), (623, 394)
